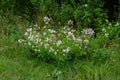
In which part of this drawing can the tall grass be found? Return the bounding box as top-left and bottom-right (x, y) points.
(0, 32), (120, 80)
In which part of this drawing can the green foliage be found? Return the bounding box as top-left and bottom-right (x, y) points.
(0, 0), (120, 79)
(74, 4), (107, 28)
(21, 25), (92, 62)
(0, 0), (15, 11)
(0, 0), (108, 29)
(97, 21), (120, 42)
(53, 4), (74, 25)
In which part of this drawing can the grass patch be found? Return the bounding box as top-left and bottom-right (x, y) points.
(0, 37), (120, 80)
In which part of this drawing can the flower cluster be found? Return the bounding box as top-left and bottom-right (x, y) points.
(81, 28), (94, 36)
(43, 16), (51, 24)
(101, 21), (120, 38)
(102, 28), (109, 38)
(67, 19), (74, 26)
(20, 25), (91, 61)
(83, 4), (88, 8)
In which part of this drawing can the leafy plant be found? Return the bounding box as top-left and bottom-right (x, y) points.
(19, 24), (95, 62)
(74, 3), (107, 29)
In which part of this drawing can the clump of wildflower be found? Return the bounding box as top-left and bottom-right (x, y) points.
(115, 22), (119, 26)
(105, 33), (109, 38)
(101, 27), (110, 38)
(18, 39), (24, 43)
(68, 19), (74, 26)
(83, 39), (89, 45)
(56, 40), (62, 46)
(27, 28), (32, 32)
(34, 24), (38, 27)
(48, 29), (56, 34)
(102, 28), (106, 32)
(105, 19), (109, 23)
(20, 25), (91, 62)
(43, 16), (51, 24)
(62, 47), (71, 53)
(81, 28), (94, 36)
(83, 4), (88, 7)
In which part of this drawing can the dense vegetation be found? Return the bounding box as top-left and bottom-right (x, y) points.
(0, 0), (120, 80)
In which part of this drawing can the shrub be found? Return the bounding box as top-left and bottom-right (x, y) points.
(97, 21), (120, 41)
(38, 0), (107, 29)
(74, 3), (107, 29)
(19, 24), (95, 62)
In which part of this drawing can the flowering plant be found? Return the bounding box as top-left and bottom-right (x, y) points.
(19, 25), (94, 62)
(99, 21), (120, 39)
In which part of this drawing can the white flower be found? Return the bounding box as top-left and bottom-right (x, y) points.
(81, 28), (94, 36)
(62, 30), (67, 34)
(43, 32), (47, 36)
(28, 42), (31, 46)
(32, 45), (35, 48)
(54, 51), (57, 55)
(66, 47), (71, 53)
(34, 24), (38, 27)
(39, 38), (41, 42)
(40, 42), (43, 45)
(43, 26), (47, 28)
(68, 19), (74, 26)
(24, 32), (28, 36)
(75, 38), (82, 42)
(81, 29), (87, 35)
(63, 54), (65, 56)
(33, 31), (37, 34)
(62, 49), (66, 53)
(105, 33), (109, 38)
(68, 32), (73, 36)
(72, 35), (76, 40)
(28, 35), (33, 41)
(115, 22), (119, 26)
(35, 34), (39, 38)
(87, 28), (94, 36)
(45, 38), (50, 42)
(62, 27), (67, 30)
(102, 28), (106, 32)
(84, 4), (88, 7)
(27, 28), (32, 32)
(38, 49), (40, 52)
(105, 19), (109, 23)
(51, 34), (55, 37)
(44, 43), (49, 48)
(43, 16), (50, 24)
(48, 29), (56, 33)
(18, 39), (24, 43)
(71, 29), (76, 33)
(63, 47), (71, 53)
(34, 49), (37, 52)
(35, 38), (39, 44)
(49, 47), (54, 52)
(83, 39), (89, 45)
(56, 40), (62, 46)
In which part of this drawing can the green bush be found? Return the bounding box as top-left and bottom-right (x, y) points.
(19, 24), (95, 62)
(0, 0), (108, 30)
(74, 3), (107, 29)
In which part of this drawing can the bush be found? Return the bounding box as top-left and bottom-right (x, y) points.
(19, 24), (95, 62)
(97, 21), (120, 41)
(0, 0), (108, 30)
(74, 4), (107, 28)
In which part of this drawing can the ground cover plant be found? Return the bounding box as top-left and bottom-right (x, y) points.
(0, 0), (120, 80)
(20, 24), (94, 62)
